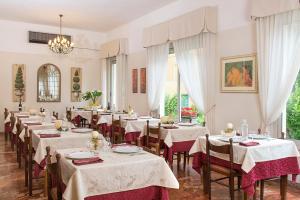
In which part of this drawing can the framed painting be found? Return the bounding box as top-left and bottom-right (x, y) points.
(12, 64), (26, 102)
(132, 68), (138, 93)
(71, 67), (82, 102)
(140, 67), (146, 93)
(221, 54), (257, 93)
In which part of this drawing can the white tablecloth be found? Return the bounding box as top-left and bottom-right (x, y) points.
(97, 113), (129, 125)
(19, 123), (54, 142)
(189, 135), (300, 173)
(123, 118), (160, 133)
(12, 115), (43, 134)
(32, 129), (91, 164)
(4, 113), (11, 124)
(161, 125), (209, 147)
(56, 148), (179, 200)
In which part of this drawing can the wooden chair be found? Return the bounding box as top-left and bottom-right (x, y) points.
(111, 115), (122, 144)
(16, 119), (24, 168)
(4, 108), (10, 141)
(90, 111), (99, 130)
(205, 134), (241, 200)
(45, 146), (62, 200)
(66, 107), (71, 122)
(24, 128), (33, 195)
(9, 113), (16, 151)
(144, 120), (161, 156)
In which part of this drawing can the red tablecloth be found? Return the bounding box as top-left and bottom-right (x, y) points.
(85, 186), (169, 200)
(192, 152), (300, 196)
(4, 122), (11, 134)
(163, 140), (195, 165)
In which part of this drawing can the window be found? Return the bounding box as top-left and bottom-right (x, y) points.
(107, 57), (117, 108)
(161, 53), (204, 124)
(286, 72), (300, 140)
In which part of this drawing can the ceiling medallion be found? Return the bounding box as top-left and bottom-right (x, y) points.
(48, 14), (74, 54)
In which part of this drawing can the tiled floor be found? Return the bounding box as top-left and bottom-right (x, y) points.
(0, 134), (299, 200)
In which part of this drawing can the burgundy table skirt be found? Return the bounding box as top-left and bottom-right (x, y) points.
(163, 140), (195, 165)
(84, 186), (169, 200)
(192, 152), (300, 196)
(4, 122), (11, 134)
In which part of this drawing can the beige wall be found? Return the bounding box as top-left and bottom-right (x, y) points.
(216, 23), (261, 132)
(0, 51), (101, 129)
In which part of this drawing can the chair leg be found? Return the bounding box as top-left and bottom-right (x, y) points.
(260, 180), (264, 200)
(238, 176), (241, 191)
(11, 134), (15, 151)
(229, 176), (235, 200)
(183, 152), (187, 170)
(207, 165), (211, 200)
(24, 159), (28, 186)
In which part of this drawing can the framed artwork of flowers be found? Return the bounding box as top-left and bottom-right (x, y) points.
(221, 54), (257, 93)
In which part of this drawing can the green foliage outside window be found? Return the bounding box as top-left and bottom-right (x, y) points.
(164, 94), (204, 124)
(164, 94), (178, 117)
(287, 73), (300, 140)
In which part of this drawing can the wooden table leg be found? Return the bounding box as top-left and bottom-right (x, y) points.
(280, 175), (288, 200)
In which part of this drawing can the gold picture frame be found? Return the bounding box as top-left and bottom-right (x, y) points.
(221, 54), (257, 93)
(71, 67), (82, 102)
(12, 64), (26, 102)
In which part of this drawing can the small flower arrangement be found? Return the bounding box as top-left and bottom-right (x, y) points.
(91, 131), (99, 151)
(181, 107), (197, 118)
(55, 120), (63, 131)
(82, 90), (102, 105)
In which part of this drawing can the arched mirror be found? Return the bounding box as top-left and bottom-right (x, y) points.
(37, 63), (61, 102)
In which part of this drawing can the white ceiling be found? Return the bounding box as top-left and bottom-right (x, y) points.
(0, 0), (177, 32)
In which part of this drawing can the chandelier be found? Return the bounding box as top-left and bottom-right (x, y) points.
(48, 14), (74, 54)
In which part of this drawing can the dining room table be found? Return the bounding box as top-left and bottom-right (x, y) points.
(189, 135), (300, 198)
(55, 146), (179, 200)
(160, 124), (209, 165)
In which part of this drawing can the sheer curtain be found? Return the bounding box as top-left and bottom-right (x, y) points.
(173, 33), (216, 132)
(257, 9), (300, 136)
(100, 59), (108, 108)
(147, 43), (169, 111)
(116, 54), (128, 111)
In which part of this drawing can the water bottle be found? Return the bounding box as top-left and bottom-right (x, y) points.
(241, 119), (249, 138)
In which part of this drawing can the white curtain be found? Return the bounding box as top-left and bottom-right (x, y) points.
(100, 59), (108, 108)
(116, 54), (128, 111)
(257, 9), (300, 136)
(147, 43), (169, 111)
(173, 33), (216, 132)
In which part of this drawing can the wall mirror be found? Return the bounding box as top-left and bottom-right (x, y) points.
(37, 63), (61, 102)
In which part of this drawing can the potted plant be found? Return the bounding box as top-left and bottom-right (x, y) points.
(82, 90), (102, 107)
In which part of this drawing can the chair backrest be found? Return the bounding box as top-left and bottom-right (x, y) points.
(111, 115), (121, 128)
(4, 108), (9, 120)
(91, 111), (99, 130)
(66, 107), (71, 121)
(10, 113), (16, 129)
(145, 120), (161, 155)
(45, 146), (62, 200)
(53, 112), (59, 120)
(205, 134), (234, 171)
